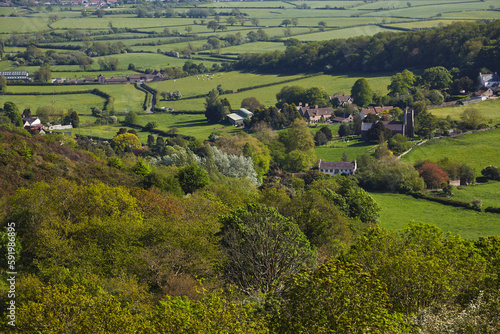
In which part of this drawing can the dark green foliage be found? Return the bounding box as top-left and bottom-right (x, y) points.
(388, 134), (411, 154)
(219, 204), (316, 294)
(314, 130), (328, 146)
(124, 110), (138, 125)
(351, 78), (373, 106)
(367, 122), (392, 142)
(3, 101), (22, 126)
(204, 89), (228, 123)
(319, 126), (332, 140)
(482, 165), (500, 180)
(177, 164), (210, 194)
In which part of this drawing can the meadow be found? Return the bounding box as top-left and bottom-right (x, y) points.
(430, 98), (500, 124)
(401, 128), (500, 172)
(1, 93), (105, 114)
(315, 137), (377, 161)
(371, 192), (500, 240)
(451, 181), (500, 209)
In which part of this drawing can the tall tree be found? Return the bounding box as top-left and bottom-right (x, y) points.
(0, 75), (6, 94)
(388, 69), (415, 96)
(34, 65), (51, 83)
(4, 101), (22, 126)
(351, 78), (373, 106)
(205, 89), (228, 123)
(219, 204), (316, 294)
(422, 66), (453, 90)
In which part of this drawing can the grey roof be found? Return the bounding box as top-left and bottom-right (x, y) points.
(319, 160), (356, 170)
(480, 73), (500, 82)
(227, 113), (244, 122)
(238, 108), (253, 117)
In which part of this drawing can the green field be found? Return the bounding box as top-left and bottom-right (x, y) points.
(371, 192), (500, 240)
(296, 26), (396, 41)
(5, 84), (145, 113)
(430, 99), (500, 124)
(1, 93), (105, 114)
(137, 112), (241, 140)
(0, 17), (50, 33)
(401, 128), (500, 172)
(451, 181), (500, 209)
(315, 137), (377, 161)
(386, 19), (474, 30)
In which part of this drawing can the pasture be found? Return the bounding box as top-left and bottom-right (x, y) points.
(315, 137), (377, 161)
(1, 93), (105, 114)
(371, 192), (500, 240)
(401, 128), (500, 172)
(430, 99), (500, 124)
(451, 181), (500, 209)
(296, 26), (396, 41)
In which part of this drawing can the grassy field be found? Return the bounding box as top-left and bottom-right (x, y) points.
(1, 93), (105, 114)
(371, 192), (500, 240)
(6, 84), (146, 113)
(155, 71), (392, 111)
(451, 181), (500, 209)
(296, 26), (396, 41)
(401, 128), (500, 172)
(150, 71), (306, 98)
(386, 19), (474, 30)
(315, 137), (377, 161)
(430, 98), (500, 124)
(0, 17), (50, 33)
(137, 112), (242, 140)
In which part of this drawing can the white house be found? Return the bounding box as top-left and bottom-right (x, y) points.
(318, 159), (357, 176)
(479, 72), (500, 88)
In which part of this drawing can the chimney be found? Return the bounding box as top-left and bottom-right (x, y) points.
(315, 105), (318, 109)
(305, 103), (308, 107)
(299, 102), (302, 106)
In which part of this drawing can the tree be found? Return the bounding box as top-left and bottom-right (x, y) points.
(66, 109), (80, 128)
(427, 90), (444, 105)
(417, 162), (449, 189)
(219, 204), (316, 294)
(266, 260), (405, 333)
(318, 126), (332, 140)
(177, 164), (210, 194)
(124, 110), (138, 125)
(338, 123), (352, 137)
(280, 19), (291, 27)
(291, 18), (299, 26)
(314, 130), (328, 146)
(422, 66), (453, 90)
(342, 151), (349, 162)
(111, 133), (141, 152)
(351, 78), (373, 106)
(240, 97), (263, 112)
(207, 20), (219, 32)
(205, 89), (228, 123)
(0, 75), (6, 94)
(34, 65), (51, 83)
(481, 165), (500, 180)
(4, 101), (22, 126)
(388, 134), (411, 154)
(226, 16), (237, 26)
(250, 17), (259, 26)
(145, 121), (159, 131)
(207, 37), (221, 51)
(460, 108), (486, 130)
(388, 69), (415, 96)
(367, 122), (392, 142)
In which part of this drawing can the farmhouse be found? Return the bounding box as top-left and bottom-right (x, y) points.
(360, 106), (393, 119)
(330, 93), (353, 106)
(0, 71), (31, 82)
(22, 117), (44, 134)
(318, 159), (357, 176)
(479, 72), (500, 88)
(297, 103), (334, 123)
(331, 112), (353, 123)
(227, 108), (253, 126)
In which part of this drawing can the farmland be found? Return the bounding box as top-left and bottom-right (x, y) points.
(371, 192), (500, 240)
(401, 128), (500, 172)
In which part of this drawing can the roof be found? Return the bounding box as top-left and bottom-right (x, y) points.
(385, 123), (404, 132)
(227, 113), (244, 122)
(480, 73), (500, 83)
(361, 122), (374, 131)
(238, 108), (253, 117)
(319, 160), (356, 170)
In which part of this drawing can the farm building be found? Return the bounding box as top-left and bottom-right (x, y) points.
(318, 159), (357, 176)
(227, 108), (253, 125)
(0, 71), (31, 81)
(297, 103), (335, 123)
